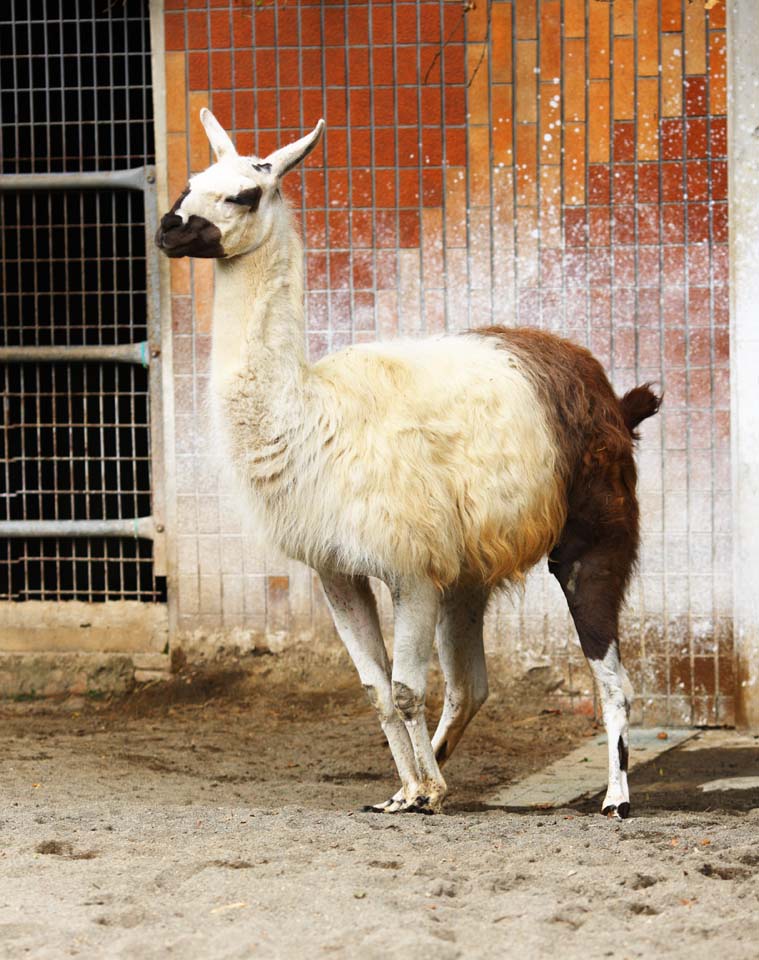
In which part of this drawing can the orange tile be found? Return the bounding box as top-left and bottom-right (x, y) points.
(469, 208), (492, 290)
(167, 132), (188, 200)
(588, 80), (610, 163)
(467, 44), (489, 124)
(165, 53), (187, 134)
(376, 290), (399, 341)
(515, 0), (537, 40)
(564, 123), (586, 205)
(709, 0), (726, 30)
(491, 3), (512, 83)
(193, 260), (215, 335)
(709, 33), (727, 115)
(170, 259), (190, 297)
(424, 289), (446, 335)
(515, 124), (537, 207)
(685, 0), (706, 75)
(564, 0), (585, 38)
(467, 0), (489, 41)
(539, 0), (561, 83)
(469, 125), (491, 206)
(613, 37), (634, 120)
(613, 0), (633, 35)
(445, 167), (467, 247)
(539, 165), (562, 248)
(515, 41), (537, 122)
(637, 77), (659, 162)
(422, 208), (444, 288)
(188, 91), (211, 172)
(516, 207), (539, 287)
(662, 0), (682, 32)
(539, 89), (561, 164)
(492, 84), (514, 165)
(637, 0), (658, 76)
(564, 39), (586, 123)
(661, 35), (683, 117)
(589, 0), (610, 79)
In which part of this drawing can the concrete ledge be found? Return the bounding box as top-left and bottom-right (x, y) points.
(0, 652), (136, 700)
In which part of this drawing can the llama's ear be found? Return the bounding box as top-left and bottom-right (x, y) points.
(200, 107), (237, 161)
(265, 120), (325, 180)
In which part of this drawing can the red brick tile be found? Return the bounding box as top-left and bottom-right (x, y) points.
(304, 169), (325, 206)
(399, 210), (420, 248)
(398, 168), (419, 206)
(293, 9), (318, 46)
(688, 245), (711, 285)
(638, 205), (659, 245)
(234, 50), (253, 88)
(354, 291), (376, 331)
(326, 210), (348, 249)
(443, 42), (466, 85)
(373, 45), (394, 84)
(329, 251), (351, 290)
(372, 5), (393, 43)
(305, 211), (327, 249)
(444, 87), (467, 125)
(563, 250), (587, 288)
(210, 9), (230, 47)
(613, 206), (635, 244)
(323, 6), (346, 45)
(711, 117), (727, 157)
(686, 118), (708, 158)
(278, 50), (300, 88)
(211, 91), (232, 128)
(638, 288), (661, 325)
(685, 160), (709, 201)
(374, 168), (396, 208)
(564, 208), (587, 246)
(662, 204), (685, 243)
(687, 203), (710, 243)
(188, 52), (209, 90)
(589, 0), (610, 78)
(349, 129), (371, 168)
(540, 0), (561, 82)
(420, 86), (442, 125)
(638, 164), (659, 203)
(688, 286), (711, 327)
(419, 2), (442, 43)
(396, 47), (419, 86)
(350, 168), (372, 208)
(301, 88), (323, 125)
(347, 5), (369, 44)
(307, 252), (327, 289)
(256, 50), (277, 89)
(638, 327), (660, 367)
(588, 207), (611, 246)
(614, 288), (636, 323)
(712, 244), (729, 285)
(588, 165), (610, 204)
(662, 287), (685, 326)
(165, 12), (186, 50)
(712, 204), (728, 243)
(614, 246), (636, 286)
(613, 37), (635, 119)
(375, 211), (398, 249)
(446, 128), (467, 166)
(685, 76), (707, 115)
(710, 34), (727, 115)
(186, 11), (207, 49)
(351, 250), (374, 290)
(660, 118), (684, 161)
(613, 122), (635, 162)
(397, 127), (420, 165)
(516, 0), (537, 39)
(351, 210), (373, 247)
(422, 168), (443, 206)
(614, 325), (636, 369)
(661, 162), (684, 202)
(372, 128), (394, 167)
(613, 165), (635, 204)
(588, 251), (611, 285)
(375, 248), (398, 291)
(661, 0), (682, 31)
(638, 248), (660, 286)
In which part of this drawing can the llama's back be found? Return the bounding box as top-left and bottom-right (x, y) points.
(283, 333), (568, 586)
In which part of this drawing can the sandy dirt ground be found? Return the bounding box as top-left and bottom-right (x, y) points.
(1, 648), (758, 960)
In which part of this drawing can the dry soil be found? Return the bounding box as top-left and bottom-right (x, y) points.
(1, 648), (758, 960)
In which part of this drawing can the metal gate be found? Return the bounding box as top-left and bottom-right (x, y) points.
(0, 1), (167, 652)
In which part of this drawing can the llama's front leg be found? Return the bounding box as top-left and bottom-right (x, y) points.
(320, 572), (422, 812)
(391, 578), (447, 813)
(588, 645), (631, 819)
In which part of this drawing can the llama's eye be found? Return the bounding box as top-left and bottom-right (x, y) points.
(223, 186), (263, 211)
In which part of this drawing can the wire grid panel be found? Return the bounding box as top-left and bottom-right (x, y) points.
(0, 0), (164, 604)
(0, 190), (149, 348)
(0, 0), (155, 175)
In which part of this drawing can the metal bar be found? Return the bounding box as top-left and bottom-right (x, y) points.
(0, 167), (154, 192)
(0, 517), (156, 540)
(0, 343), (149, 364)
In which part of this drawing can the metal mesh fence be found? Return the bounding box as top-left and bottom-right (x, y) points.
(0, 0), (164, 604)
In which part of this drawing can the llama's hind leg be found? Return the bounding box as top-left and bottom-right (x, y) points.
(320, 572), (421, 812)
(390, 577), (447, 813)
(431, 586), (489, 767)
(550, 541), (633, 819)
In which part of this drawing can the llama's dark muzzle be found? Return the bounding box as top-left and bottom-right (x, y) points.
(155, 211), (225, 259)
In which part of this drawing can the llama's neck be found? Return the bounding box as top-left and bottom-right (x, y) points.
(210, 217), (308, 447)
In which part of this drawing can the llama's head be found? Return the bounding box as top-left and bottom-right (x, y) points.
(156, 109), (324, 260)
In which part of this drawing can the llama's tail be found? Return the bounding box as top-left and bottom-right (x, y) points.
(620, 384), (661, 438)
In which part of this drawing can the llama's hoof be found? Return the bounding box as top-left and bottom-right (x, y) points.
(400, 795), (436, 815)
(361, 796), (406, 814)
(602, 802), (631, 820)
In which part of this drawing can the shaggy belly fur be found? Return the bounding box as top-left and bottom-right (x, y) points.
(235, 336), (567, 588)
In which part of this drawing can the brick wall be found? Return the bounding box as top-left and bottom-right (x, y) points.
(160, 0), (730, 725)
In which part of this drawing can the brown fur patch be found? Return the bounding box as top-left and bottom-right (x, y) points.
(471, 326), (660, 655)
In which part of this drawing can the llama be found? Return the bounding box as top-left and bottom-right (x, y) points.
(156, 110), (660, 818)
